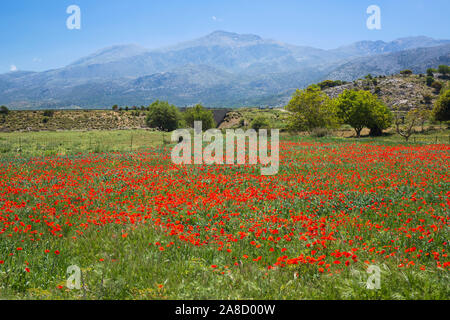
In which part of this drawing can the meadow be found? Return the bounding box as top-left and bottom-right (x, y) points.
(0, 129), (448, 300)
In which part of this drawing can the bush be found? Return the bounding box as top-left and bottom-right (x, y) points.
(400, 70), (413, 76)
(43, 110), (54, 117)
(431, 81), (443, 93)
(317, 80), (347, 90)
(250, 116), (270, 130)
(184, 104), (216, 130)
(422, 93), (433, 105)
(0, 106), (9, 115)
(438, 65), (450, 75)
(433, 89), (450, 122)
(146, 100), (182, 132)
(427, 68), (436, 77)
(426, 76), (434, 86)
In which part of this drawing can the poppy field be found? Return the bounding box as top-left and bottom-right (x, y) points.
(0, 135), (449, 299)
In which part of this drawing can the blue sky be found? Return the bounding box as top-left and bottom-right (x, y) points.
(1, 0), (449, 73)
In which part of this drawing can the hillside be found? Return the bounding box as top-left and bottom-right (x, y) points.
(323, 73), (448, 111)
(0, 110), (148, 132)
(0, 108), (232, 133)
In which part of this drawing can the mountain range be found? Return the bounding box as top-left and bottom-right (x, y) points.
(1, 31), (449, 109)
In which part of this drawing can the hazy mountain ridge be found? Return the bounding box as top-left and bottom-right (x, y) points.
(1, 31), (449, 109)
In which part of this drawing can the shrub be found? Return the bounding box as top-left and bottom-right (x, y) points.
(431, 81), (443, 93)
(146, 100), (182, 132)
(184, 104), (216, 130)
(250, 116), (270, 130)
(433, 89), (450, 122)
(426, 76), (434, 86)
(422, 93), (433, 105)
(400, 70), (413, 76)
(427, 68), (436, 77)
(0, 106), (9, 115)
(43, 110), (54, 117)
(438, 65), (450, 75)
(317, 80), (347, 90)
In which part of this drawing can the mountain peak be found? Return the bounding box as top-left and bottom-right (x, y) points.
(206, 30), (263, 41)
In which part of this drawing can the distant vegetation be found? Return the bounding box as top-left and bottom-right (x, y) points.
(0, 66), (448, 143)
(317, 80), (348, 90)
(183, 104), (216, 130)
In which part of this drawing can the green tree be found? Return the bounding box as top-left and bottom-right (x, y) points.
(335, 90), (392, 137)
(415, 107), (431, 132)
(250, 116), (270, 130)
(146, 100), (181, 132)
(394, 109), (417, 142)
(433, 89), (450, 122)
(184, 104), (216, 130)
(286, 85), (339, 133)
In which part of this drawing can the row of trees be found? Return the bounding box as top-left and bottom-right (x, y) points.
(286, 85), (392, 137)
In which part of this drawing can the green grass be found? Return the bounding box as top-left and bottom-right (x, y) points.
(0, 130), (165, 157)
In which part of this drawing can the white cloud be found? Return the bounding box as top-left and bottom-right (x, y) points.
(212, 16), (223, 22)
(10, 65), (17, 72)
(33, 57), (42, 63)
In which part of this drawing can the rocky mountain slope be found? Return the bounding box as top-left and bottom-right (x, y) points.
(1, 31), (449, 109)
(323, 73), (448, 111)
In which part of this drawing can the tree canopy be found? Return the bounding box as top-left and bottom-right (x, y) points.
(433, 89), (450, 122)
(334, 90), (392, 137)
(286, 85), (339, 132)
(184, 104), (216, 130)
(146, 100), (182, 132)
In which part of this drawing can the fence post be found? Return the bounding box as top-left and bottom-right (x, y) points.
(130, 134), (133, 152)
